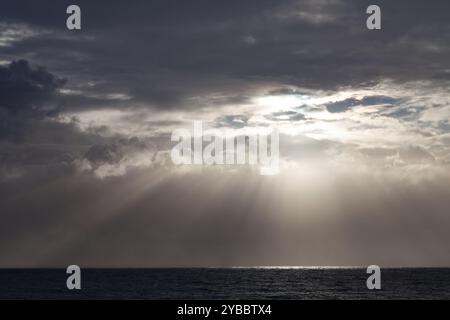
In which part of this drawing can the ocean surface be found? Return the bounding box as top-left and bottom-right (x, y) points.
(0, 268), (449, 299)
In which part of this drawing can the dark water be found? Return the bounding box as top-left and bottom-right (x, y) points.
(1, 268), (450, 299)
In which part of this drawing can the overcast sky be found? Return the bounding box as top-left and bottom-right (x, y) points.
(1, 0), (450, 267)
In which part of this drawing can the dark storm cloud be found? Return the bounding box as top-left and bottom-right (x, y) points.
(1, 0), (450, 111)
(0, 60), (75, 144)
(0, 60), (141, 169)
(0, 60), (66, 115)
(0, 59), (108, 151)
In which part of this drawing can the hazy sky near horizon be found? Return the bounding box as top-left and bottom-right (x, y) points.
(1, 0), (450, 267)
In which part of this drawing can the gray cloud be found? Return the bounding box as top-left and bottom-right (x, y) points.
(325, 95), (398, 113)
(0, 60), (66, 115)
(214, 115), (249, 128)
(1, 0), (450, 268)
(1, 0), (449, 112)
(265, 110), (306, 121)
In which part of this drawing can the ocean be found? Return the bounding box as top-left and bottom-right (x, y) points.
(1, 268), (449, 299)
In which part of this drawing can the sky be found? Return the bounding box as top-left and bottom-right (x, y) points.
(0, 0), (449, 267)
